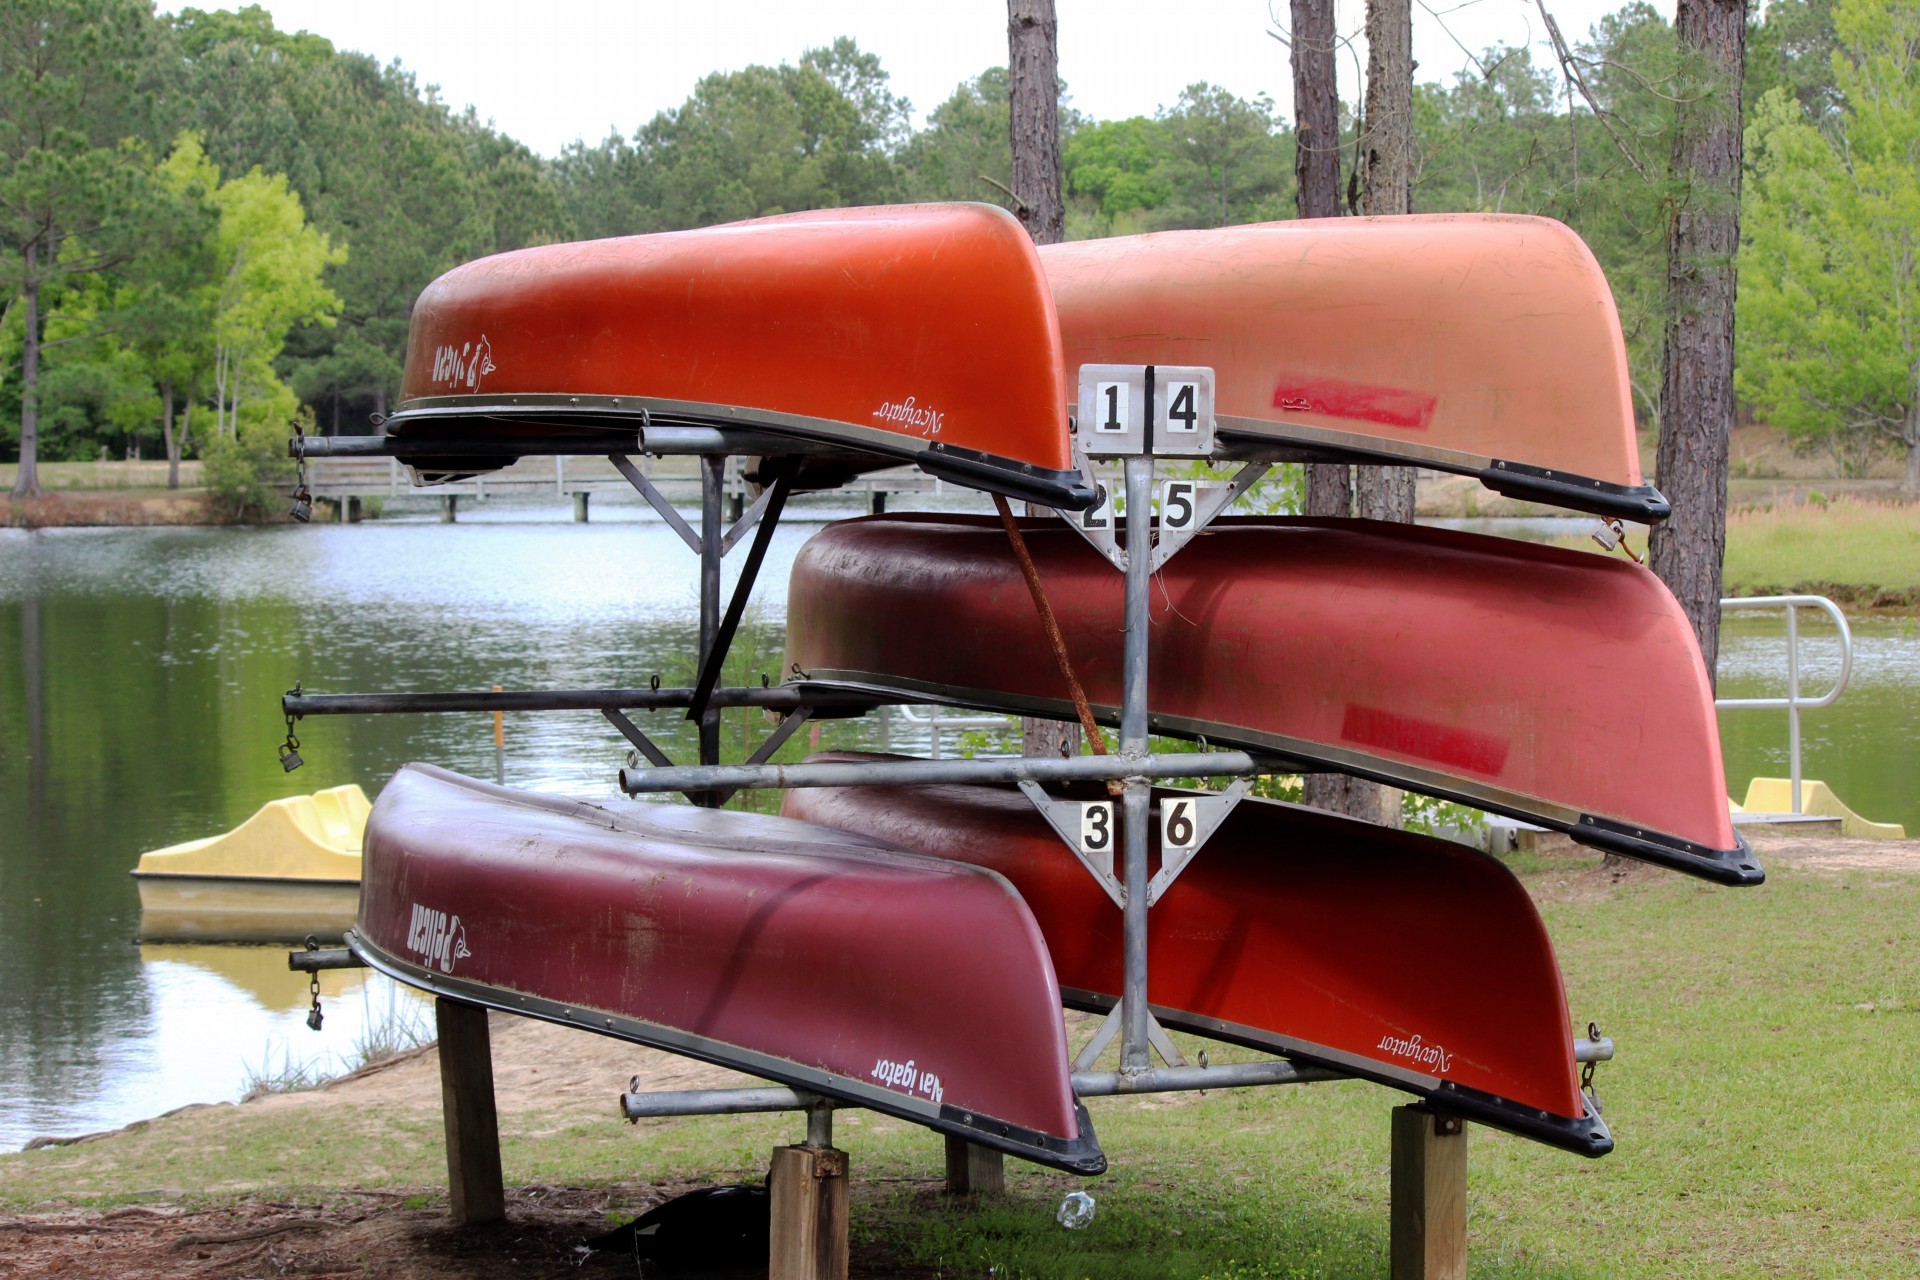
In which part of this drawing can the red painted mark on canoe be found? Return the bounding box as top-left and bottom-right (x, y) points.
(1272, 377), (1437, 430)
(1341, 705), (1509, 777)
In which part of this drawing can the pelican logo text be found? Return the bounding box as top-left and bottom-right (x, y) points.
(429, 335), (495, 391)
(1377, 1032), (1453, 1074)
(871, 396), (943, 436)
(870, 1056), (944, 1105)
(406, 903), (470, 974)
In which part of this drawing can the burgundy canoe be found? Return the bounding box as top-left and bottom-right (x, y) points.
(1042, 215), (1667, 521)
(387, 204), (1093, 509)
(784, 757), (1608, 1155)
(352, 764), (1103, 1173)
(784, 514), (1759, 885)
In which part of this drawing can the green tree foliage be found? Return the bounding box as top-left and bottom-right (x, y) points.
(1064, 84), (1290, 234)
(899, 68), (1015, 208)
(0, 0), (177, 495)
(1738, 0), (1920, 493)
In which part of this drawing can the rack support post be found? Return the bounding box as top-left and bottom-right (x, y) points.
(768, 1142), (849, 1280)
(943, 1137), (1005, 1195)
(1390, 1104), (1467, 1280)
(435, 997), (504, 1226)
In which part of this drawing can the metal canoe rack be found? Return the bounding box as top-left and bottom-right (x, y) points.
(285, 373), (1615, 1278)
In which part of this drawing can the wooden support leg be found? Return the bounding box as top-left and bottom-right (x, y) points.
(768, 1144), (849, 1280)
(441, 494), (458, 523)
(435, 998), (504, 1226)
(573, 491), (590, 522)
(943, 1136), (1004, 1195)
(1390, 1104), (1466, 1280)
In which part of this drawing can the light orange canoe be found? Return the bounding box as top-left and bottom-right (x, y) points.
(1042, 214), (1667, 521)
(387, 204), (1094, 509)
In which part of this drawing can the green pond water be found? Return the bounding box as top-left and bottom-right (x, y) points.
(1, 510), (1914, 1150)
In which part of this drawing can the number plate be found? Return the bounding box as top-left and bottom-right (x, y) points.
(1076, 364), (1217, 458)
(1078, 800), (1116, 876)
(1160, 797), (1197, 852)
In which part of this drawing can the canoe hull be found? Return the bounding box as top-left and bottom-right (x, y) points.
(784, 758), (1609, 1156)
(784, 513), (1757, 884)
(389, 205), (1092, 510)
(1042, 215), (1666, 520)
(353, 764), (1102, 1173)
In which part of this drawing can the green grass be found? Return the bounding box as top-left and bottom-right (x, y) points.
(5, 861), (1917, 1276)
(1721, 499), (1920, 600)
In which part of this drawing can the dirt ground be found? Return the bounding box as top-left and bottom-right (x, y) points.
(5, 1017), (937, 1278)
(7, 830), (1915, 1278)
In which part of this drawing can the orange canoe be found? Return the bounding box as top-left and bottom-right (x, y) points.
(387, 204), (1094, 509)
(1042, 215), (1666, 520)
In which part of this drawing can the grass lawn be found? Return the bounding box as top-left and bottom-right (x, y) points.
(1721, 500), (1920, 601)
(4, 849), (1915, 1277)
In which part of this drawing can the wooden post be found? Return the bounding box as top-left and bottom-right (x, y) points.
(435, 998), (505, 1226)
(573, 491), (590, 522)
(943, 1136), (1005, 1195)
(1390, 1105), (1466, 1280)
(441, 494), (458, 523)
(768, 1144), (849, 1280)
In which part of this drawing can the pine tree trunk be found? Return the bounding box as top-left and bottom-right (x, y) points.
(1354, 0), (1417, 528)
(1649, 0), (1746, 689)
(1010, 0), (1074, 758)
(1903, 377), (1918, 500)
(1294, 0), (1352, 520)
(161, 377), (180, 490)
(1304, 0), (1416, 827)
(11, 250), (43, 500)
(1007, 0), (1064, 246)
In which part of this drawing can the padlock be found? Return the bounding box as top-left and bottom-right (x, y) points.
(279, 739), (304, 772)
(306, 999), (324, 1031)
(289, 487), (313, 524)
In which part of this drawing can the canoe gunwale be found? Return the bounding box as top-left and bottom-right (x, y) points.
(130, 871), (361, 887)
(384, 394), (1098, 511)
(345, 929), (1108, 1175)
(1061, 988), (1612, 1158)
(1214, 415), (1671, 522)
(789, 673), (1763, 887)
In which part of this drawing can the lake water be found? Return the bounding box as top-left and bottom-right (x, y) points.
(2, 503), (1914, 1150)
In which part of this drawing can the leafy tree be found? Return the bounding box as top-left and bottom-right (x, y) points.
(900, 68), (1015, 209)
(1065, 116), (1173, 233)
(1738, 0), (1920, 495)
(0, 0), (175, 496)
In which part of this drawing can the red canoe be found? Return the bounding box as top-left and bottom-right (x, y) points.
(785, 757), (1609, 1156)
(1042, 215), (1666, 521)
(352, 764), (1103, 1173)
(784, 514), (1759, 885)
(387, 204), (1093, 509)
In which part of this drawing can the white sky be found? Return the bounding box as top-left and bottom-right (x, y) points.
(252, 0), (1673, 159)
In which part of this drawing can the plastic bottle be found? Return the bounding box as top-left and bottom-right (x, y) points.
(1056, 1191), (1096, 1229)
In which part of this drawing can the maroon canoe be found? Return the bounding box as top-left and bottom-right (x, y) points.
(384, 204), (1093, 510)
(785, 758), (1608, 1155)
(784, 514), (1758, 885)
(352, 764), (1103, 1172)
(1043, 215), (1665, 521)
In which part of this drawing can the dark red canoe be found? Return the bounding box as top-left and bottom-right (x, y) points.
(387, 204), (1093, 509)
(352, 764), (1103, 1173)
(1043, 214), (1666, 521)
(785, 756), (1609, 1156)
(784, 514), (1759, 885)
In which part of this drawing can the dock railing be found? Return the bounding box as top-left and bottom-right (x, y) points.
(1715, 595), (1853, 814)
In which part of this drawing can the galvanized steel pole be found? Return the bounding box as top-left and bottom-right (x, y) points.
(1120, 451), (1154, 1075)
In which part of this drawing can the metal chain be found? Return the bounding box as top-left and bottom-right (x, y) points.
(1581, 1020), (1601, 1099)
(303, 935), (324, 1030)
(279, 683), (304, 772)
(289, 420), (313, 523)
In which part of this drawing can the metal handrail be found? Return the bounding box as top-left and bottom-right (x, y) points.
(892, 703), (1012, 759)
(1716, 595), (1853, 814)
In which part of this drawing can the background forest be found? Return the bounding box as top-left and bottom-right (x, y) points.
(2, 0), (1914, 490)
